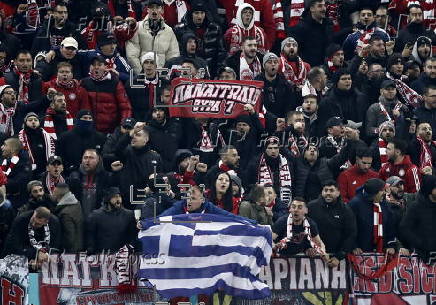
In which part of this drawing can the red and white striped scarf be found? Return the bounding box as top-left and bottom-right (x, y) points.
(43, 108), (74, 140)
(89, 69), (111, 82)
(373, 202), (384, 253)
(378, 138), (388, 166)
(417, 136), (436, 171)
(18, 128), (55, 170)
(0, 103), (15, 136)
(13, 65), (32, 103)
(239, 54), (262, 81)
(46, 173), (65, 195)
(257, 153), (292, 204)
(56, 78), (78, 89)
(144, 77), (158, 109)
(387, 73), (423, 108)
(287, 133), (308, 158)
(1, 155), (19, 176)
(378, 100), (403, 122)
(218, 160), (237, 176)
(288, 0), (304, 28)
(326, 0), (340, 32)
(199, 125), (213, 152)
(279, 55), (307, 87)
(326, 58), (340, 73)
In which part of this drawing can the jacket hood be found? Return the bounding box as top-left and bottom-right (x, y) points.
(235, 3), (255, 30)
(57, 192), (79, 206)
(181, 32), (198, 56)
(411, 36), (433, 65)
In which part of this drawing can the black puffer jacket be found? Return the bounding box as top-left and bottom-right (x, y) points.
(174, 11), (226, 77)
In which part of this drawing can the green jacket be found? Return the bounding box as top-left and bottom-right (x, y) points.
(55, 192), (83, 252)
(239, 201), (273, 226)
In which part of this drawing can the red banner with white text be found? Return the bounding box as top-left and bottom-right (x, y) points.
(168, 78), (264, 119)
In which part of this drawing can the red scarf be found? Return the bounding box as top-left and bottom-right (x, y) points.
(1, 155), (19, 176)
(326, 58), (340, 73)
(417, 136), (436, 171)
(43, 108), (74, 140)
(13, 65), (32, 103)
(145, 78), (158, 109)
(378, 138), (388, 166)
(373, 202), (383, 253)
(56, 78), (78, 89)
(18, 128), (55, 170)
(46, 173), (65, 195)
(279, 55), (307, 86)
(0, 103), (16, 136)
(218, 160), (237, 176)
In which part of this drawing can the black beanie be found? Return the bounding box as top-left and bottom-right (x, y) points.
(104, 187), (120, 202)
(76, 109), (92, 120)
(235, 114), (251, 125)
(363, 178), (386, 198)
(174, 149), (193, 167)
(387, 53), (403, 71)
(331, 68), (351, 86)
(325, 43), (342, 58)
(420, 175), (436, 197)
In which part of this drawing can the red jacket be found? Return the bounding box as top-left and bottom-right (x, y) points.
(218, 0), (276, 47)
(379, 155), (421, 193)
(80, 74), (132, 133)
(42, 79), (90, 118)
(337, 165), (379, 203)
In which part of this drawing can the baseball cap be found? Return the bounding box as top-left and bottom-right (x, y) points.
(381, 79), (396, 89)
(326, 116), (343, 129)
(148, 0), (163, 6)
(344, 119), (363, 130)
(386, 176), (403, 187)
(61, 37), (78, 49)
(122, 117), (136, 129)
(48, 155), (63, 165)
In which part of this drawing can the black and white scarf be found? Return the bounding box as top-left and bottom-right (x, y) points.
(257, 153), (292, 204)
(28, 222), (50, 251)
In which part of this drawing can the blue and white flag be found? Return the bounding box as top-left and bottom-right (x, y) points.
(138, 213), (272, 299)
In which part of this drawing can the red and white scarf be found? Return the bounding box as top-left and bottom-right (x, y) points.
(417, 136), (436, 171)
(218, 160), (237, 176)
(373, 202), (383, 253)
(326, 58), (340, 73)
(326, 135), (346, 154)
(43, 108), (74, 140)
(56, 78), (78, 89)
(287, 133), (307, 158)
(378, 138), (388, 167)
(145, 77), (158, 109)
(46, 173), (65, 195)
(239, 54), (261, 80)
(1, 155), (19, 176)
(257, 153), (292, 204)
(279, 55), (307, 87)
(115, 244), (137, 293)
(18, 128), (55, 171)
(378, 100), (403, 122)
(89, 69), (111, 82)
(0, 103), (16, 136)
(387, 73), (422, 108)
(13, 65), (32, 103)
(199, 125), (214, 152)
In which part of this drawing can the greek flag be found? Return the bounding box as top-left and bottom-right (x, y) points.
(138, 213), (272, 299)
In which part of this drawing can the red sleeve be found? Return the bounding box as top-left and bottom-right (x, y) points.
(77, 87), (91, 111)
(261, 0), (277, 49)
(0, 170), (7, 186)
(0, 77), (5, 86)
(115, 81), (132, 120)
(378, 165), (388, 181)
(337, 171), (350, 203)
(232, 197), (241, 215)
(404, 166), (421, 193)
(182, 171), (197, 186)
(42, 81), (50, 95)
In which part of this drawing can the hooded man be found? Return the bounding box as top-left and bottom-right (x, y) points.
(410, 36), (433, 67)
(278, 37), (311, 88)
(52, 183), (83, 252)
(56, 110), (106, 174)
(245, 136), (293, 206)
(224, 3), (268, 55)
(86, 187), (137, 254)
(42, 91), (74, 140)
(349, 178), (397, 254)
(400, 175), (436, 264)
(18, 112), (55, 178)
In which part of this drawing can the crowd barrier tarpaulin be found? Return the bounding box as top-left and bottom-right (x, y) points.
(235, 256), (349, 305)
(349, 253), (436, 305)
(168, 78), (264, 119)
(39, 253), (161, 305)
(0, 255), (28, 305)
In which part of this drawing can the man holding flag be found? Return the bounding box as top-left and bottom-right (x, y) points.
(138, 185), (271, 305)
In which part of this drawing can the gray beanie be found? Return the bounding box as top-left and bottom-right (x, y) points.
(262, 52), (279, 68)
(281, 37), (298, 52)
(24, 112), (39, 122)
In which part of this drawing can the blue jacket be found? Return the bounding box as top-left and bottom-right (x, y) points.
(349, 187), (397, 252)
(343, 23), (390, 60)
(79, 49), (132, 81)
(160, 200), (256, 225)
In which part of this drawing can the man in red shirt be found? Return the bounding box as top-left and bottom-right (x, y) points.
(379, 138), (421, 193)
(338, 148), (379, 203)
